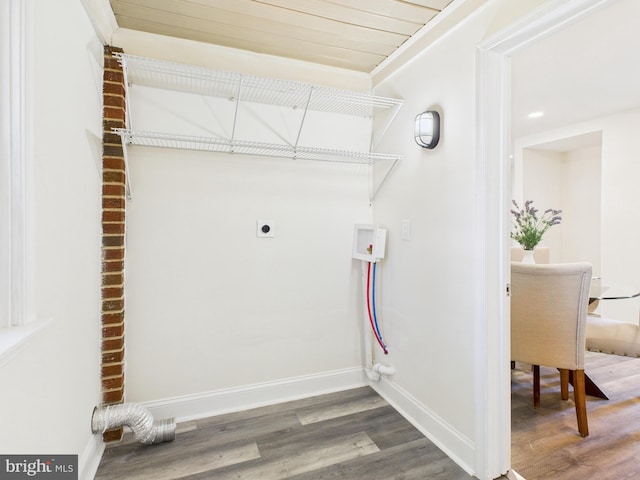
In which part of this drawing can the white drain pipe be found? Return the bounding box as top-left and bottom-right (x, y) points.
(361, 261), (396, 382)
(91, 403), (176, 445)
(368, 362), (396, 382)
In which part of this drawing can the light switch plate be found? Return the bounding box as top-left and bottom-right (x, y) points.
(401, 219), (411, 241)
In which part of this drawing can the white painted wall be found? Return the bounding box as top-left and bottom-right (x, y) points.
(121, 80), (374, 405)
(0, 0), (104, 477)
(369, 1), (548, 476)
(520, 145), (601, 267)
(112, 30), (377, 413)
(561, 146), (601, 269)
(600, 109), (640, 323)
(520, 149), (565, 260)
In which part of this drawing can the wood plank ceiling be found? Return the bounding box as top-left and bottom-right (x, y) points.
(108, 0), (454, 73)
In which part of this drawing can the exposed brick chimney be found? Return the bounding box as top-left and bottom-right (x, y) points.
(101, 45), (126, 442)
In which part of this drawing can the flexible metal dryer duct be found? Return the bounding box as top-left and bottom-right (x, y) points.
(91, 403), (176, 445)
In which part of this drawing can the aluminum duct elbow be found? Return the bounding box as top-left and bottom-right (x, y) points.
(91, 403), (176, 445)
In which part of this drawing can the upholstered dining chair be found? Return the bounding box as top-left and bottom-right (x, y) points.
(586, 315), (640, 358)
(511, 262), (593, 437)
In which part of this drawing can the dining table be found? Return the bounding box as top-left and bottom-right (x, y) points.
(589, 277), (640, 303)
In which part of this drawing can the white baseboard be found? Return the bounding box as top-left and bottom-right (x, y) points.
(139, 368), (476, 478)
(79, 433), (105, 480)
(369, 377), (476, 477)
(507, 470), (526, 480)
(142, 367), (367, 423)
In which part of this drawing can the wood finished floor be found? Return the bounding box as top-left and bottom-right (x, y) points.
(96, 351), (640, 480)
(511, 351), (640, 479)
(95, 386), (478, 480)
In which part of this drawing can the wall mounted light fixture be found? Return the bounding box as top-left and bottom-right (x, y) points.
(414, 111), (440, 149)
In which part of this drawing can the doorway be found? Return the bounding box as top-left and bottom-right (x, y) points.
(476, 0), (624, 477)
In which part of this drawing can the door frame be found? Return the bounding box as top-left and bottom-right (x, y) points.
(475, 0), (616, 477)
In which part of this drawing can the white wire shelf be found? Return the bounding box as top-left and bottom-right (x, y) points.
(114, 53), (403, 118)
(113, 53), (403, 200)
(113, 129), (401, 165)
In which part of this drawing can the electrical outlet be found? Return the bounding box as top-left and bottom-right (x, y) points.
(256, 220), (275, 238)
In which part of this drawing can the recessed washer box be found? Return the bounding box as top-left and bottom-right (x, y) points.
(352, 224), (386, 262)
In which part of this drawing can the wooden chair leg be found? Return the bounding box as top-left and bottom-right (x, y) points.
(533, 365), (540, 408)
(560, 369), (569, 400)
(573, 369), (589, 437)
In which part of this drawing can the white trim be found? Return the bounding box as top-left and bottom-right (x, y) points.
(0, 0), (11, 326)
(142, 367), (367, 423)
(0, 318), (52, 366)
(79, 0), (118, 46)
(372, 0), (489, 83)
(0, 0), (35, 328)
(481, 0), (614, 56)
(79, 432), (105, 480)
(507, 470), (526, 480)
(474, 42), (511, 480)
(370, 378), (475, 476)
(475, 0), (618, 478)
